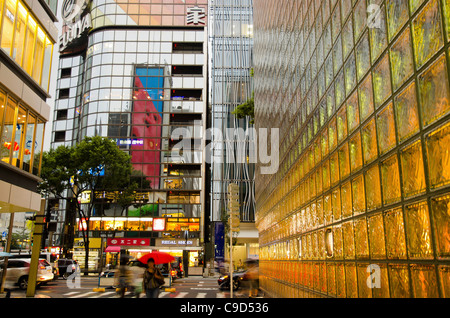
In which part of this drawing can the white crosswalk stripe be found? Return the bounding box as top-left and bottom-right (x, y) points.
(175, 292), (189, 298)
(196, 293), (207, 298)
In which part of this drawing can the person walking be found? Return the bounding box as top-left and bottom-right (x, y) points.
(142, 258), (165, 298)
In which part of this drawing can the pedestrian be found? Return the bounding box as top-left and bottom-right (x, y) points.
(115, 256), (132, 298)
(142, 258), (165, 298)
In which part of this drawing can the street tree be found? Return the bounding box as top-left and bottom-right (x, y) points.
(38, 136), (133, 274)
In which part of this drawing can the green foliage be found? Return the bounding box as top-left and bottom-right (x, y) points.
(232, 92), (255, 124)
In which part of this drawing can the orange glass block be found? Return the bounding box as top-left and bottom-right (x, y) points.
(373, 54), (392, 108)
(322, 160), (331, 191)
(343, 220), (355, 260)
(362, 118), (378, 164)
(390, 26), (414, 91)
(333, 224), (343, 260)
(317, 197), (324, 227)
(355, 217), (369, 259)
(357, 263), (372, 298)
(384, 207), (407, 259)
(349, 132), (363, 173)
(345, 263), (358, 298)
(336, 262), (346, 298)
(380, 154), (401, 205)
(338, 142), (350, 179)
(328, 116), (338, 151)
(347, 91), (360, 134)
(368, 213), (386, 259)
(430, 194), (450, 260)
(327, 262), (337, 297)
(324, 194), (332, 225)
(419, 54), (450, 127)
(365, 164), (382, 210)
(389, 264), (411, 298)
(330, 151), (340, 185)
(372, 264), (390, 298)
(394, 81), (420, 143)
(400, 139), (426, 198)
(358, 73), (375, 122)
(341, 181), (352, 219)
(337, 105), (348, 143)
(332, 187), (342, 221)
(316, 168), (323, 195)
(377, 102), (397, 155)
(410, 265), (439, 298)
(438, 265), (450, 298)
(321, 129), (329, 157)
(352, 174), (366, 214)
(426, 122), (450, 189)
(405, 200), (434, 259)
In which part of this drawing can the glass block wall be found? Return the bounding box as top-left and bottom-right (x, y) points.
(253, 0), (450, 298)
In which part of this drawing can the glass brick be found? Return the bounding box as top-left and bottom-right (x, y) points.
(362, 119), (378, 164)
(327, 263), (337, 296)
(332, 186), (342, 221)
(353, 0), (367, 41)
(412, 0), (444, 69)
(377, 102), (396, 155)
(373, 264), (390, 298)
(335, 70), (345, 107)
(345, 263), (358, 297)
(332, 3), (342, 43)
(329, 117), (338, 151)
(372, 54), (392, 108)
(342, 16), (354, 61)
(346, 90), (360, 133)
(341, 181), (352, 219)
(386, 0), (409, 41)
(341, 0), (352, 21)
(330, 151), (340, 185)
(411, 265), (439, 297)
(321, 129), (329, 156)
(390, 26), (414, 91)
(327, 86), (336, 118)
(394, 81), (420, 143)
(385, 208), (407, 259)
(338, 142), (350, 179)
(355, 32), (371, 82)
(443, 0), (450, 40)
(400, 139), (426, 198)
(349, 131), (363, 173)
(410, 0), (426, 15)
(380, 154), (401, 204)
(324, 193), (332, 224)
(337, 105), (348, 143)
(344, 53), (357, 96)
(355, 217), (369, 259)
(389, 264), (411, 297)
(418, 53), (450, 127)
(336, 262), (346, 297)
(439, 266), (450, 298)
(369, 4), (388, 63)
(368, 213), (386, 259)
(405, 200), (433, 259)
(322, 160), (331, 190)
(352, 174), (365, 214)
(425, 122), (450, 189)
(358, 73), (375, 121)
(334, 225), (343, 260)
(430, 194), (450, 259)
(357, 263), (372, 298)
(365, 164), (382, 210)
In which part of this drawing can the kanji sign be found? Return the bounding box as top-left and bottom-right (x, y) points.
(107, 238), (150, 246)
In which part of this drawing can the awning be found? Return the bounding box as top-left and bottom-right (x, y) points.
(105, 246), (121, 253)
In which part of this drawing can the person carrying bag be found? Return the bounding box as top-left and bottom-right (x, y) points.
(143, 258), (165, 298)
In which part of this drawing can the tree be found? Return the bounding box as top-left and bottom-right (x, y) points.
(38, 136), (133, 274)
(232, 92), (254, 124)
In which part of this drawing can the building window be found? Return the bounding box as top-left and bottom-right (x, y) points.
(54, 131), (66, 142)
(172, 65), (202, 76)
(59, 88), (70, 99)
(0, 0), (54, 92)
(61, 68), (71, 78)
(56, 109), (68, 120)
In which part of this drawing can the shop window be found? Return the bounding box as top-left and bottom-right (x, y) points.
(1, 0), (16, 54)
(0, 98), (16, 164)
(171, 89), (202, 101)
(12, 106), (26, 168)
(12, 2), (27, 65)
(32, 27), (45, 83)
(23, 15), (37, 75)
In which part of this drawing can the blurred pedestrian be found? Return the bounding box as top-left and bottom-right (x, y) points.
(115, 256), (132, 298)
(244, 260), (259, 298)
(142, 258), (165, 298)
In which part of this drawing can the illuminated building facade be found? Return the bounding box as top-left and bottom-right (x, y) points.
(254, 0), (450, 297)
(0, 0), (57, 222)
(51, 0), (208, 272)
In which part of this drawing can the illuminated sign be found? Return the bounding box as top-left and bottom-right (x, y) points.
(107, 238), (150, 246)
(152, 218), (166, 231)
(117, 139), (144, 146)
(59, 0), (92, 52)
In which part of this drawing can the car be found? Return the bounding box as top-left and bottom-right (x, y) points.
(217, 270), (247, 290)
(0, 258), (54, 290)
(57, 259), (79, 279)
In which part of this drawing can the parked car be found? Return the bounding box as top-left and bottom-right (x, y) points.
(10, 252), (59, 278)
(57, 259), (79, 279)
(0, 258), (54, 290)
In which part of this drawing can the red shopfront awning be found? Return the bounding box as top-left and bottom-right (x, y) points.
(105, 246), (121, 253)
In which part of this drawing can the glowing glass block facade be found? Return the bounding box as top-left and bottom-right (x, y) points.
(254, 0), (450, 298)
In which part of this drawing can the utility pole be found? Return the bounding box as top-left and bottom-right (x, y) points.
(227, 183), (240, 299)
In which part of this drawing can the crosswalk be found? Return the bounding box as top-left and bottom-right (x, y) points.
(61, 289), (228, 299)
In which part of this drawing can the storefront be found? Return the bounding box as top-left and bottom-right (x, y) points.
(72, 238), (102, 272)
(154, 238), (203, 275)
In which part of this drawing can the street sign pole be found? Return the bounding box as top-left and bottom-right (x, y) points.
(227, 183), (240, 299)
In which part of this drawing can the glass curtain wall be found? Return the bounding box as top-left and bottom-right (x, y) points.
(209, 0), (255, 223)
